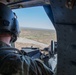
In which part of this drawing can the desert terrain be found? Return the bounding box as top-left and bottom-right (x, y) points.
(15, 28), (57, 50)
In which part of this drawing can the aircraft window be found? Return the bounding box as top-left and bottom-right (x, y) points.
(13, 6), (57, 50)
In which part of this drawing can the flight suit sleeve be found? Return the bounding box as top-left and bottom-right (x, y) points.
(23, 56), (53, 75)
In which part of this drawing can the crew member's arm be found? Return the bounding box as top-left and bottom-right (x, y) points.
(23, 56), (53, 75)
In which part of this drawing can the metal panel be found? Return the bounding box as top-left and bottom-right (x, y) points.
(50, 0), (76, 25)
(7, 0), (50, 9)
(56, 24), (76, 75)
(44, 0), (76, 75)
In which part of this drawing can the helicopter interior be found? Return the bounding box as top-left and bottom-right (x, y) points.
(0, 0), (76, 75)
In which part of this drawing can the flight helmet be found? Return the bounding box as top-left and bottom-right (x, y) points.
(0, 3), (20, 42)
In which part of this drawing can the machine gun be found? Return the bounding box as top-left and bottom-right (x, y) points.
(48, 40), (57, 71)
(21, 46), (42, 59)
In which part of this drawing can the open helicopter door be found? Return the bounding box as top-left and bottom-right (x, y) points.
(44, 0), (76, 75)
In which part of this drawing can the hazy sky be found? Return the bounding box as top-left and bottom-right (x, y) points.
(13, 6), (55, 30)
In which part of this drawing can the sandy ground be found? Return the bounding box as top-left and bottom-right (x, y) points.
(15, 37), (48, 50)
